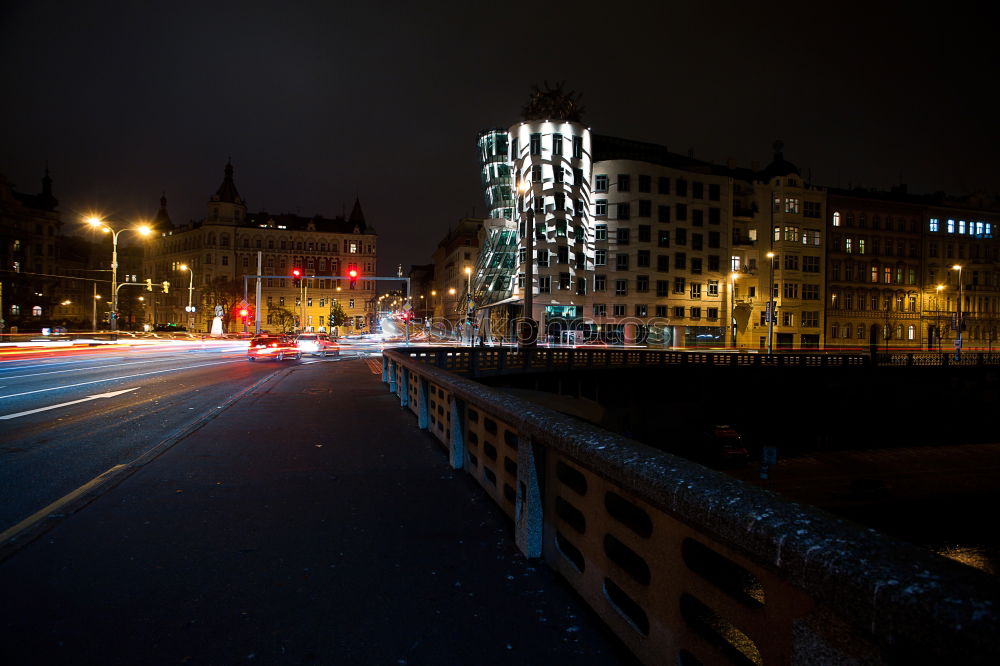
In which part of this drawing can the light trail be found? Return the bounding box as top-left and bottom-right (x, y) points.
(0, 359), (237, 400)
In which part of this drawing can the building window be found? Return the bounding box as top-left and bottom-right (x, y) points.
(552, 133), (563, 155)
(804, 201), (822, 218)
(803, 256), (820, 273)
(618, 174), (631, 192)
(708, 280), (719, 297)
(594, 274), (607, 291)
(690, 283), (702, 299)
(613, 304), (626, 317)
(636, 275), (649, 292)
(595, 249), (607, 266)
(635, 304), (648, 317)
(637, 250), (650, 267)
(802, 311), (819, 327)
(658, 205), (671, 223)
(674, 306), (686, 318)
(617, 228), (630, 244)
(616, 253), (629, 270)
(658, 230), (670, 248)
(572, 136), (582, 158)
(618, 202), (631, 220)
(530, 133), (541, 155)
(833, 211), (841, 227)
(673, 277), (686, 293)
(690, 307), (702, 319)
(594, 303), (606, 317)
(656, 280), (669, 297)
(658, 177), (670, 194)
(615, 279), (628, 296)
(595, 174), (608, 192)
(595, 223), (608, 240)
(539, 276), (551, 293)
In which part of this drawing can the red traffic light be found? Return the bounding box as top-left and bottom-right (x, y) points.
(292, 268), (302, 277)
(347, 268), (358, 279)
(239, 308), (249, 317)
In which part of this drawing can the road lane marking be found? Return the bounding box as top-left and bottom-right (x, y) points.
(0, 464), (127, 547)
(0, 387), (140, 420)
(0, 359), (235, 400)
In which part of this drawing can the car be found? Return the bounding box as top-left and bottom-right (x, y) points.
(247, 334), (301, 361)
(295, 332), (339, 357)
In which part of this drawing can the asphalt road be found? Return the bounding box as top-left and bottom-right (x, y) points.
(0, 340), (356, 535)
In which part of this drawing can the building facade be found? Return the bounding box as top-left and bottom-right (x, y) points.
(143, 162), (377, 334)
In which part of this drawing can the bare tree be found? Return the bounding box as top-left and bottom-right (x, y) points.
(267, 305), (296, 333)
(201, 277), (243, 332)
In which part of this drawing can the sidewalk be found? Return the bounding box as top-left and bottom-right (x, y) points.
(0, 359), (630, 665)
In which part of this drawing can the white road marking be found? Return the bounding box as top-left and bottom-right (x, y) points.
(0, 359), (234, 400)
(0, 388), (140, 420)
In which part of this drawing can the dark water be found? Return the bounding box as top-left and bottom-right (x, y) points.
(826, 496), (1000, 576)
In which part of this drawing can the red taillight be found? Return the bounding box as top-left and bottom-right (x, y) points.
(269, 342), (277, 347)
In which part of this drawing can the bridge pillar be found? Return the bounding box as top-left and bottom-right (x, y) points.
(381, 354), (388, 383)
(448, 396), (465, 470)
(417, 377), (429, 429)
(515, 435), (543, 558)
(388, 360), (397, 393)
(400, 366), (409, 406)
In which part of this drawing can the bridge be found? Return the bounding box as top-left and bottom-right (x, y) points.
(382, 346), (1000, 665)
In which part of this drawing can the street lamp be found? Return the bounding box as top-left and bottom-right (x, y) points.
(179, 264), (195, 314)
(465, 265), (473, 345)
(953, 264), (963, 360)
(730, 271), (739, 348)
(766, 251), (776, 354)
(935, 284), (944, 351)
(518, 179), (536, 347)
(86, 216), (151, 332)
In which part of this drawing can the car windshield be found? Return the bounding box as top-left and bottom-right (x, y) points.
(298, 335), (317, 340)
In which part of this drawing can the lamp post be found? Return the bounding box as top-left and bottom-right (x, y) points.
(518, 179), (536, 347)
(935, 284), (944, 351)
(86, 216), (151, 332)
(766, 251), (776, 354)
(953, 264), (963, 360)
(465, 265), (473, 345)
(92, 288), (101, 332)
(179, 263), (196, 331)
(730, 271), (739, 348)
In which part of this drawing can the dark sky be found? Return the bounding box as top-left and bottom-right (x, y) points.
(2, 1), (996, 275)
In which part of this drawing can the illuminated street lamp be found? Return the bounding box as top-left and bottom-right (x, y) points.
(179, 264), (195, 313)
(953, 264), (964, 360)
(766, 251), (776, 354)
(464, 266), (473, 345)
(730, 271), (739, 348)
(86, 216), (151, 332)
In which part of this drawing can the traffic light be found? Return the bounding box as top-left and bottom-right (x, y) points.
(162, 281), (170, 293)
(347, 266), (358, 288)
(145, 279), (153, 291)
(292, 268), (302, 287)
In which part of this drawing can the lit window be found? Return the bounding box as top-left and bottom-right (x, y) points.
(947, 219), (955, 233)
(929, 217), (939, 232)
(959, 220), (967, 234)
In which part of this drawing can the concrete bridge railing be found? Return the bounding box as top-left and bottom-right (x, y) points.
(387, 346), (1000, 379)
(382, 347), (999, 665)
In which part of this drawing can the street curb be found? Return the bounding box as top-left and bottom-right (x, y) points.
(0, 365), (291, 563)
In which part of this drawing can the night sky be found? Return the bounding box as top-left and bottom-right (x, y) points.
(2, 1), (996, 276)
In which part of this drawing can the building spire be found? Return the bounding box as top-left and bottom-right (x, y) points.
(212, 159), (243, 205)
